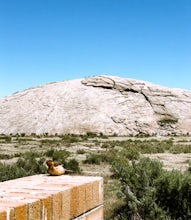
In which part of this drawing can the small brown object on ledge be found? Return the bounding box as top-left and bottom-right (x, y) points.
(46, 160), (65, 176)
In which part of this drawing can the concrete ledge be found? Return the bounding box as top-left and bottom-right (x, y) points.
(0, 174), (103, 220)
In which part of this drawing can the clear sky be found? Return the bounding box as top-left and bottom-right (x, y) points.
(0, 0), (190, 97)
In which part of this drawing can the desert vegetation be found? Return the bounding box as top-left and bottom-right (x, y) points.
(0, 133), (191, 219)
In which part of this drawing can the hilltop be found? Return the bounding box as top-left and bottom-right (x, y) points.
(0, 75), (191, 136)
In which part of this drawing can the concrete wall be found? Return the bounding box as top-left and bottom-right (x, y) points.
(0, 174), (103, 220)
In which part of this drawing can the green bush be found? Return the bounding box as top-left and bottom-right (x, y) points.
(61, 134), (81, 143)
(40, 139), (60, 144)
(65, 159), (81, 173)
(83, 149), (118, 165)
(0, 162), (27, 182)
(156, 170), (191, 219)
(16, 156), (46, 175)
(0, 154), (12, 159)
(83, 153), (101, 165)
(76, 149), (86, 154)
(0, 148), (81, 182)
(86, 132), (98, 138)
(45, 148), (71, 165)
(119, 149), (140, 160)
(169, 144), (191, 154)
(0, 135), (11, 142)
(103, 139), (171, 154)
(0, 154), (46, 182)
(99, 149), (118, 163)
(111, 156), (191, 220)
(101, 143), (110, 148)
(52, 149), (71, 164)
(158, 117), (178, 125)
(45, 148), (55, 157)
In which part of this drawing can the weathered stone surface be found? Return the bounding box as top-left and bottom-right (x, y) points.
(0, 75), (191, 136)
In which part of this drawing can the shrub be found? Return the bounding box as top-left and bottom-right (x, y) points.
(103, 139), (170, 154)
(16, 156), (46, 175)
(119, 149), (140, 160)
(0, 162), (27, 182)
(101, 143), (110, 148)
(86, 132), (98, 138)
(0, 154), (12, 159)
(0, 154), (46, 182)
(83, 149), (118, 165)
(156, 170), (191, 219)
(40, 139), (60, 144)
(65, 159), (81, 173)
(62, 134), (81, 143)
(52, 149), (71, 164)
(45, 148), (55, 157)
(157, 117), (178, 125)
(111, 156), (191, 220)
(169, 144), (191, 154)
(76, 149), (86, 154)
(99, 149), (118, 163)
(0, 135), (11, 142)
(83, 153), (101, 165)
(45, 149), (71, 165)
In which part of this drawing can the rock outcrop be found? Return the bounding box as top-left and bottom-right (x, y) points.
(0, 75), (191, 136)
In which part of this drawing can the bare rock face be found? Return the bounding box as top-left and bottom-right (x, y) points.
(0, 75), (191, 136)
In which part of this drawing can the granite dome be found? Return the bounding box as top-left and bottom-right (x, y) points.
(0, 75), (191, 136)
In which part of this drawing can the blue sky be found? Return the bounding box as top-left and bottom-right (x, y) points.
(0, 0), (190, 97)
